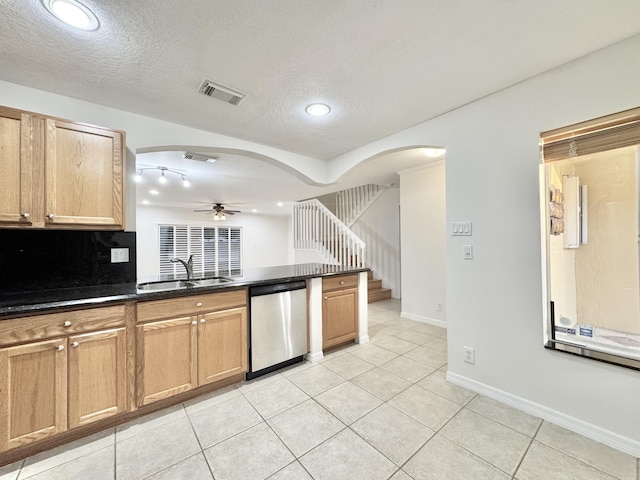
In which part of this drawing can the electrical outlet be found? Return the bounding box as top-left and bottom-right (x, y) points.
(437, 302), (444, 312)
(110, 248), (129, 263)
(463, 346), (475, 364)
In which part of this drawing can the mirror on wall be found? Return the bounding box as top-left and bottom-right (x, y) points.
(540, 108), (640, 370)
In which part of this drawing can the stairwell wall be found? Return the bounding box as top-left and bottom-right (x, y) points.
(349, 187), (401, 298)
(398, 162), (446, 325)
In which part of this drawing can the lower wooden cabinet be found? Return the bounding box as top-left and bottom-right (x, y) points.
(0, 305), (130, 452)
(68, 328), (127, 428)
(198, 307), (247, 386)
(136, 290), (248, 407)
(0, 327), (127, 450)
(0, 338), (67, 451)
(322, 275), (359, 349)
(136, 316), (198, 406)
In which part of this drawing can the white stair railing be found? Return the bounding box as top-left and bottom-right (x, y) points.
(336, 184), (386, 227)
(293, 199), (365, 268)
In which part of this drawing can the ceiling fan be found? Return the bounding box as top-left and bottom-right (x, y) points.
(193, 203), (241, 221)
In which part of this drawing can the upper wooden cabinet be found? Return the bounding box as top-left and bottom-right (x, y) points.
(0, 106), (125, 229)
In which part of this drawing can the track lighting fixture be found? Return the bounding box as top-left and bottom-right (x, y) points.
(134, 166), (190, 187)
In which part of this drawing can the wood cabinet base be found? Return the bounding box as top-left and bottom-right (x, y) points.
(0, 373), (244, 468)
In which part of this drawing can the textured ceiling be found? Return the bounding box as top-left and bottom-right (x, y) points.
(2, 1), (640, 214)
(2, 0), (640, 161)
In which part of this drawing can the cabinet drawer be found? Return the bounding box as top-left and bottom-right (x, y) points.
(136, 289), (247, 323)
(322, 274), (358, 292)
(0, 304), (126, 347)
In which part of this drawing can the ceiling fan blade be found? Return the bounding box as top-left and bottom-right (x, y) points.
(193, 209), (214, 213)
(225, 210), (241, 214)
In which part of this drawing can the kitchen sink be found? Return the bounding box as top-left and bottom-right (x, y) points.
(192, 277), (232, 286)
(137, 277), (233, 291)
(137, 280), (197, 291)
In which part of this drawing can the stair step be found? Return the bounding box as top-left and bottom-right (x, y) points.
(368, 287), (392, 303)
(367, 270), (373, 280)
(368, 279), (382, 290)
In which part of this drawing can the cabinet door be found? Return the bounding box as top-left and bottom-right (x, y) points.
(198, 307), (247, 386)
(68, 328), (127, 428)
(44, 118), (124, 228)
(322, 288), (358, 349)
(0, 107), (34, 225)
(0, 338), (67, 450)
(136, 317), (197, 406)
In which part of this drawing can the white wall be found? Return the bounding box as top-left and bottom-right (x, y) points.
(399, 162), (446, 324)
(327, 34), (640, 453)
(0, 80), (328, 195)
(136, 206), (291, 279)
(350, 186), (401, 298)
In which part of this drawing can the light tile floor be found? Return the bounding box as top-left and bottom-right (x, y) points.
(1, 299), (638, 480)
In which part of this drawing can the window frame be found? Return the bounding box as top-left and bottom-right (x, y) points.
(158, 223), (243, 278)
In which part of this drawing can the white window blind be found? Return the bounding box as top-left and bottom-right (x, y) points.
(158, 225), (242, 277)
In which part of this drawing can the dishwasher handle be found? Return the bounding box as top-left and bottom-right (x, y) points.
(249, 280), (307, 297)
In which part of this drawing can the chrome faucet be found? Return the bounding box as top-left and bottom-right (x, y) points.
(170, 255), (193, 279)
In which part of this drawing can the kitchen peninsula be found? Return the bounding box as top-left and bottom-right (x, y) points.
(0, 263), (369, 466)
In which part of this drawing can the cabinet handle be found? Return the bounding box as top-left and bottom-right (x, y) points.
(200, 318), (206, 323)
(57, 345), (65, 351)
(63, 320), (72, 327)
(46, 213), (55, 220)
(191, 320), (197, 325)
(340, 281), (345, 285)
(20, 212), (30, 219)
(71, 341), (79, 348)
(196, 302), (203, 307)
(324, 296), (328, 300)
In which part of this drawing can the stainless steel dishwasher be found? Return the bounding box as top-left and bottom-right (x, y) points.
(247, 280), (307, 379)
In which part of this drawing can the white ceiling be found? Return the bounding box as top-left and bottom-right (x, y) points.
(2, 1), (640, 213)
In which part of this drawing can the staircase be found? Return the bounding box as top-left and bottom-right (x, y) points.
(367, 270), (392, 303)
(293, 187), (393, 303)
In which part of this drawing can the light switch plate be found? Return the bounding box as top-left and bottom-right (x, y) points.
(111, 248), (129, 263)
(463, 245), (473, 260)
(451, 221), (472, 236)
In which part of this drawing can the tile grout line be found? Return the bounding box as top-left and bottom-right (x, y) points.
(533, 421), (635, 480)
(181, 402), (218, 480)
(392, 393), (477, 477)
(510, 417), (544, 479)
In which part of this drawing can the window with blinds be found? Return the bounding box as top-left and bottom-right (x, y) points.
(540, 106), (640, 162)
(159, 225), (242, 277)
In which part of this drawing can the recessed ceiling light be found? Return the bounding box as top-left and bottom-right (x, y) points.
(305, 103), (331, 117)
(142, 200), (150, 205)
(42, 0), (100, 31)
(149, 189), (159, 195)
(252, 209), (258, 213)
(423, 147), (446, 158)
(277, 202), (284, 207)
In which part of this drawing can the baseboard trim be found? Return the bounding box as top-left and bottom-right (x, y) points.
(357, 335), (370, 345)
(446, 371), (640, 458)
(400, 311), (447, 329)
(305, 351), (324, 363)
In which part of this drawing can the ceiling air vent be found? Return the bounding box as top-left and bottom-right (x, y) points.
(184, 152), (218, 163)
(198, 78), (247, 105)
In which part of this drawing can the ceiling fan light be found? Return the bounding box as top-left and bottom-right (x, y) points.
(182, 176), (190, 187)
(158, 171), (167, 184)
(134, 170), (143, 182)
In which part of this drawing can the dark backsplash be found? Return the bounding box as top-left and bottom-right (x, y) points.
(0, 230), (136, 293)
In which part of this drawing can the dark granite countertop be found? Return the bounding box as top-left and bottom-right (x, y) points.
(0, 263), (368, 319)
